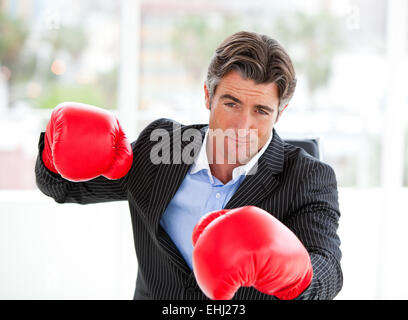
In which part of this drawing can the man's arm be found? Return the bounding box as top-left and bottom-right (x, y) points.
(35, 131), (129, 204)
(35, 102), (134, 204)
(35, 117), (170, 205)
(284, 160), (343, 300)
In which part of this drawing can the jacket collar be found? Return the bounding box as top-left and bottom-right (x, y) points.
(189, 126), (274, 183)
(188, 124), (285, 174)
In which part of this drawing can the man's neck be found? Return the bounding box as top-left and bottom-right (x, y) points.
(208, 162), (238, 185)
(206, 135), (248, 185)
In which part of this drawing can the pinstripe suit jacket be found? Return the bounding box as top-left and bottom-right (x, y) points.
(35, 118), (342, 300)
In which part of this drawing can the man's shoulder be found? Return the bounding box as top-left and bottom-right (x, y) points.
(282, 140), (336, 179)
(132, 118), (207, 155)
(142, 118), (207, 134)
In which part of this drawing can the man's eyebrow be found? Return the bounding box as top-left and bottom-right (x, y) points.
(220, 94), (242, 104)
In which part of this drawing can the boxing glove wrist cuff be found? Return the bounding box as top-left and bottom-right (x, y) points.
(41, 132), (59, 174)
(273, 267), (313, 300)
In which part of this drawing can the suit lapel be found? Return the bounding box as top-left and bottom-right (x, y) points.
(225, 128), (285, 209)
(147, 122), (207, 274)
(148, 123), (207, 231)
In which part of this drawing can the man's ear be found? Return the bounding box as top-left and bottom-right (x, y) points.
(204, 83), (210, 110)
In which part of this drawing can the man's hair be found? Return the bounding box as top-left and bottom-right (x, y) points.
(206, 31), (297, 112)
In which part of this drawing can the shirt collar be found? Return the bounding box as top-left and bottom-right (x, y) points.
(190, 127), (214, 182)
(190, 128), (273, 183)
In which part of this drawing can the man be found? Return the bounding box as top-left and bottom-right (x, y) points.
(35, 31), (342, 300)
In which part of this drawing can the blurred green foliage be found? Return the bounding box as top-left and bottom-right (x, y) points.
(42, 26), (87, 61)
(0, 12), (28, 84)
(0, 9), (117, 109)
(33, 84), (105, 110)
(273, 9), (345, 98)
(171, 15), (243, 81)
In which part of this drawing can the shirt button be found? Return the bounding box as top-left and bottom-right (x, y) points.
(215, 192), (221, 199)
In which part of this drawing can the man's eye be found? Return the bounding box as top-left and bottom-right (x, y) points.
(256, 109), (268, 115)
(225, 103), (236, 108)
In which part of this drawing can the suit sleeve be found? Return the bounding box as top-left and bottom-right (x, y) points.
(284, 160), (343, 300)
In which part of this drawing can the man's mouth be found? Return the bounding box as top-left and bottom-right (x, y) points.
(226, 136), (254, 144)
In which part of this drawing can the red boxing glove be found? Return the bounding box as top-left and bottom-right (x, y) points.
(192, 206), (313, 300)
(42, 102), (133, 182)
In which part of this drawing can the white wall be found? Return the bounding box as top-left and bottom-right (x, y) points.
(336, 188), (408, 299)
(0, 190), (137, 299)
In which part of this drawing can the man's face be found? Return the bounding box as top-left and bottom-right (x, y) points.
(204, 70), (283, 165)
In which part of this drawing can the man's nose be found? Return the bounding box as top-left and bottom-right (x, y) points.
(236, 109), (255, 131)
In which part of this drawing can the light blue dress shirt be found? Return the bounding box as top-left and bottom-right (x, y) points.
(160, 127), (273, 270)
